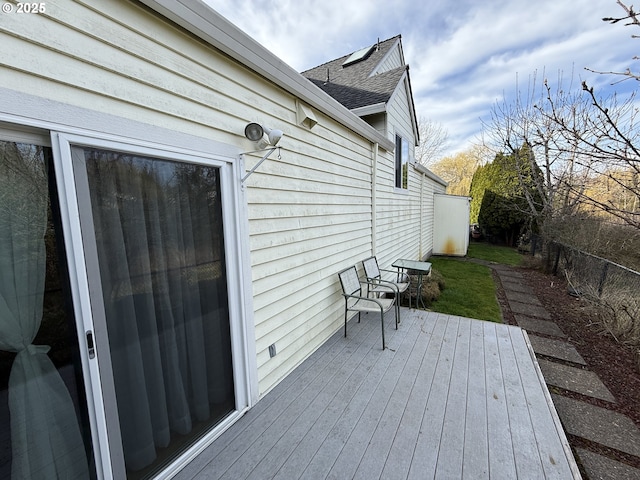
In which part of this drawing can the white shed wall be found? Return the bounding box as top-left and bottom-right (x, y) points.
(433, 194), (471, 256)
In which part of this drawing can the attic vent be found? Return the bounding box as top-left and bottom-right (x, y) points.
(296, 100), (318, 130)
(342, 45), (375, 67)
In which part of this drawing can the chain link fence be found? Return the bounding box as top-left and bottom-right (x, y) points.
(542, 240), (640, 350)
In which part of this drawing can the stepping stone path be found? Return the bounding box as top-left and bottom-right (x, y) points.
(491, 264), (640, 480)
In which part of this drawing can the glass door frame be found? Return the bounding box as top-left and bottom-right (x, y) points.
(51, 132), (255, 479)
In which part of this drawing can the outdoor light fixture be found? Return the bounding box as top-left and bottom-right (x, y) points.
(244, 122), (283, 149)
(265, 126), (283, 146)
(244, 122), (264, 142)
(240, 122), (285, 185)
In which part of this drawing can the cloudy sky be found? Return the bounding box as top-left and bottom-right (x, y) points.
(206, 0), (638, 159)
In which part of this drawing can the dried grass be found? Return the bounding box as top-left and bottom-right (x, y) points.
(532, 216), (640, 371)
(401, 270), (445, 307)
(560, 252), (640, 372)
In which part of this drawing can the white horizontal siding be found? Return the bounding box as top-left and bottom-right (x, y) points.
(0, 1), (283, 144)
(362, 112), (387, 137)
(246, 123), (376, 393)
(418, 170), (446, 259)
(0, 0), (443, 400)
(0, 0), (379, 397)
(375, 41), (404, 73)
(373, 76), (425, 267)
(374, 162), (445, 267)
(388, 80), (415, 146)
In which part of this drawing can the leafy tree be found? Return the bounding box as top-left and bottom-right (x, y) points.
(470, 145), (543, 245)
(469, 163), (488, 223)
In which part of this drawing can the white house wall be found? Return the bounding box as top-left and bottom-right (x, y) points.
(0, 0), (445, 399)
(245, 114), (380, 393)
(387, 79), (416, 146)
(0, 1), (306, 164)
(374, 74), (430, 267)
(418, 168), (446, 258)
(0, 0), (355, 397)
(373, 159), (445, 268)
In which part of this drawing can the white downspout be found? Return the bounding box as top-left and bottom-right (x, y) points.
(419, 170), (424, 259)
(372, 143), (378, 256)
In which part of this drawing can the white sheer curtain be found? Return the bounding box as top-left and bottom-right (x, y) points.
(82, 149), (234, 473)
(0, 143), (88, 479)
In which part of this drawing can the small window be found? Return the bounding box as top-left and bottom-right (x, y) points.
(395, 134), (409, 189)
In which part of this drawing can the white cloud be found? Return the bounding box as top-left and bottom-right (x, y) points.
(206, 0), (394, 70)
(206, 0), (639, 157)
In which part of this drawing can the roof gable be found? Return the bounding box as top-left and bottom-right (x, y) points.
(302, 35), (419, 143)
(306, 66), (407, 110)
(301, 36), (405, 109)
(387, 72), (420, 145)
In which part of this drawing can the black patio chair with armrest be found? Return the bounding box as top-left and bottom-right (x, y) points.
(362, 256), (410, 318)
(338, 265), (396, 350)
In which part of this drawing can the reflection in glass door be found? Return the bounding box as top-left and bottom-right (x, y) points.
(75, 147), (236, 478)
(0, 140), (95, 479)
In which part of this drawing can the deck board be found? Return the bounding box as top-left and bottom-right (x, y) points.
(436, 316), (470, 479)
(350, 317), (425, 480)
(379, 311), (444, 480)
(497, 324), (546, 479)
(176, 309), (580, 480)
(327, 312), (418, 480)
(462, 320), (489, 478)
(407, 315), (459, 479)
(484, 321), (518, 479)
(509, 328), (576, 479)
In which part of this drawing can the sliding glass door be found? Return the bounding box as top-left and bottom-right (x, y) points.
(72, 146), (236, 479)
(0, 139), (95, 479)
(2, 129), (243, 479)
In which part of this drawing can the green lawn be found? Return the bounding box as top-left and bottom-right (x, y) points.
(427, 243), (523, 322)
(467, 242), (523, 266)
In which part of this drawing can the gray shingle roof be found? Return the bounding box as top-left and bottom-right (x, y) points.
(301, 35), (406, 110)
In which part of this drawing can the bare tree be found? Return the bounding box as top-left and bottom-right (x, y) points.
(484, 18), (640, 233)
(429, 146), (486, 196)
(595, 0), (640, 82)
(553, 83), (640, 228)
(415, 117), (449, 166)
(574, 0), (640, 228)
(482, 71), (597, 239)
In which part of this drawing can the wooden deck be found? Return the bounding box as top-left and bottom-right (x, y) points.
(175, 309), (580, 479)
